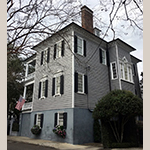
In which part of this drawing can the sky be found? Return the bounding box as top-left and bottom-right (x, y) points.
(80, 0), (143, 79)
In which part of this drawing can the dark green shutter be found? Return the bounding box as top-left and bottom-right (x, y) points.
(47, 48), (50, 63)
(60, 75), (64, 95)
(63, 113), (67, 129)
(34, 114), (37, 125)
(61, 40), (64, 56)
(54, 44), (57, 59)
(74, 35), (77, 53)
(38, 82), (41, 99)
(75, 72), (78, 93)
(84, 75), (88, 94)
(45, 80), (48, 98)
(84, 40), (86, 57)
(54, 113), (57, 127)
(99, 48), (102, 63)
(40, 114), (44, 128)
(41, 51), (44, 65)
(106, 50), (109, 66)
(52, 78), (55, 96)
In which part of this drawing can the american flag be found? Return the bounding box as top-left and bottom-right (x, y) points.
(15, 96), (25, 111)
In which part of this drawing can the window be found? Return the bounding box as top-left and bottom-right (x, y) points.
(25, 83), (34, 102)
(54, 112), (67, 129)
(74, 35), (86, 56)
(52, 75), (64, 96)
(78, 73), (84, 93)
(99, 48), (107, 65)
(27, 60), (36, 75)
(75, 72), (88, 94)
(110, 62), (118, 79)
(41, 48), (50, 65)
(56, 76), (61, 95)
(34, 114), (44, 128)
(38, 79), (48, 99)
(119, 59), (133, 82)
(54, 40), (64, 59)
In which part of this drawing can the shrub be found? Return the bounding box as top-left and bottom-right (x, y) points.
(12, 122), (19, 131)
(53, 125), (66, 138)
(93, 90), (143, 147)
(31, 125), (41, 135)
(93, 119), (101, 143)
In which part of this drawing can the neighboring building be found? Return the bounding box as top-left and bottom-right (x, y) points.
(19, 6), (142, 144)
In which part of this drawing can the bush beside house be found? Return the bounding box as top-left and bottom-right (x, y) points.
(93, 90), (143, 148)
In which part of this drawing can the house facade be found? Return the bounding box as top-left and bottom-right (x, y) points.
(19, 6), (141, 144)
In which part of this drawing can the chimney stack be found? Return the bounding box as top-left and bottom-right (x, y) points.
(81, 5), (93, 33)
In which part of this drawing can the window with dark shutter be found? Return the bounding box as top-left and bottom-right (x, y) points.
(74, 35), (77, 53)
(38, 82), (41, 99)
(34, 114), (37, 125)
(41, 51), (44, 65)
(40, 114), (44, 128)
(63, 113), (67, 129)
(84, 40), (86, 57)
(61, 40), (64, 57)
(60, 75), (64, 95)
(52, 78), (55, 96)
(45, 80), (48, 98)
(54, 113), (58, 127)
(75, 72), (78, 93)
(54, 44), (57, 59)
(99, 48), (102, 63)
(47, 48), (50, 63)
(84, 75), (88, 94)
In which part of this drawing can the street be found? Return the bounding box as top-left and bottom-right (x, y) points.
(7, 140), (59, 150)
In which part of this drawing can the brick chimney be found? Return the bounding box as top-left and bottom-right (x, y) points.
(81, 5), (93, 33)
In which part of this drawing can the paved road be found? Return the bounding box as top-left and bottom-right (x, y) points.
(7, 140), (59, 150)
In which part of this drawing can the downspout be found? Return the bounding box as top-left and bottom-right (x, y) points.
(86, 65), (93, 113)
(106, 44), (111, 92)
(115, 41), (122, 90)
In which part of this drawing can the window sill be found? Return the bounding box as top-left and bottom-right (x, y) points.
(39, 96), (46, 100)
(121, 79), (134, 84)
(53, 94), (62, 97)
(77, 91), (86, 95)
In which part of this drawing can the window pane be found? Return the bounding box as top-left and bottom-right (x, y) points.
(58, 113), (63, 126)
(102, 50), (106, 65)
(57, 42), (61, 58)
(112, 63), (117, 79)
(78, 73), (83, 92)
(77, 38), (83, 55)
(120, 62), (124, 79)
(42, 81), (46, 97)
(124, 64), (128, 80)
(37, 114), (41, 127)
(56, 76), (60, 94)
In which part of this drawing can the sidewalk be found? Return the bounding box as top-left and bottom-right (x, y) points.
(7, 136), (143, 150)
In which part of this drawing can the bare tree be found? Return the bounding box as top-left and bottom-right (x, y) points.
(93, 0), (143, 39)
(7, 0), (81, 56)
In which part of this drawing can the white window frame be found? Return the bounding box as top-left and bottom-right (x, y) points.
(56, 40), (63, 59)
(77, 72), (85, 93)
(101, 49), (107, 65)
(42, 48), (49, 65)
(39, 77), (47, 99)
(119, 59), (133, 83)
(77, 36), (84, 56)
(53, 72), (63, 96)
(57, 112), (64, 126)
(36, 114), (42, 127)
(55, 76), (61, 95)
(110, 62), (118, 80)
